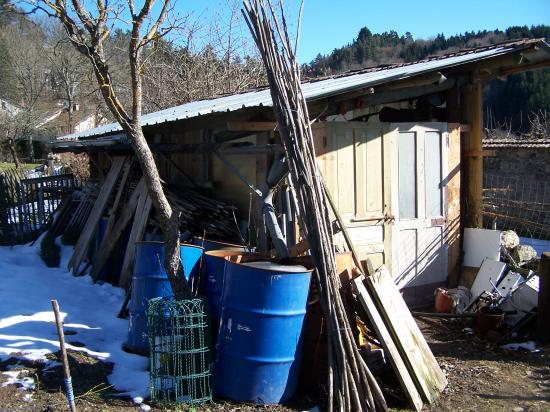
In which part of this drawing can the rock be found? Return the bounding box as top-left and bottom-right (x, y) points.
(501, 230), (520, 251)
(512, 244), (538, 265)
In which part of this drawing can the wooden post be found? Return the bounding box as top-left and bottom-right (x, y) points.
(37, 186), (45, 228)
(463, 82), (483, 228)
(538, 252), (550, 343)
(51, 300), (76, 412)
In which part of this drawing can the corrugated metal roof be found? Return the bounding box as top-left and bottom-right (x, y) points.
(58, 38), (550, 142)
(483, 138), (550, 149)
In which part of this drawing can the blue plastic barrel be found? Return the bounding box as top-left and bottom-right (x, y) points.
(213, 260), (312, 404)
(126, 241), (204, 355)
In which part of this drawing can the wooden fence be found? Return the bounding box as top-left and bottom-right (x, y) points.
(0, 169), (78, 245)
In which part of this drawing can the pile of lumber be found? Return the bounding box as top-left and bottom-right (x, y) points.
(353, 267), (448, 411)
(53, 156), (238, 289)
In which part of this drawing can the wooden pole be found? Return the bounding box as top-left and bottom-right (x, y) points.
(51, 300), (76, 412)
(537, 252), (550, 343)
(463, 82), (483, 228)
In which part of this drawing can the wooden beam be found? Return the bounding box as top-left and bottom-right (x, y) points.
(334, 78), (456, 105)
(68, 156), (127, 274)
(464, 83), (483, 228)
(499, 60), (550, 76)
(463, 150), (496, 157)
(91, 177), (146, 281)
(226, 121), (277, 132)
(119, 191), (153, 290)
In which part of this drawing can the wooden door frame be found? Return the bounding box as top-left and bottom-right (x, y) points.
(389, 122), (449, 288)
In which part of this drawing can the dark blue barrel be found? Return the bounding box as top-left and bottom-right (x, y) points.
(126, 241), (204, 355)
(213, 260), (312, 404)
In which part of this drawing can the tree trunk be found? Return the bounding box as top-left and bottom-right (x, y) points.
(128, 124), (190, 299)
(49, 2), (192, 300)
(8, 138), (20, 169)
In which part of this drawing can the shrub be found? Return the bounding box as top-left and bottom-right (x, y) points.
(40, 234), (61, 267)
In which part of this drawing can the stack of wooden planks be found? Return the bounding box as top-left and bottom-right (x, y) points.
(353, 267), (448, 411)
(60, 156), (238, 289)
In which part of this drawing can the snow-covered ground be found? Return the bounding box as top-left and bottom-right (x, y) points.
(0, 238), (150, 408)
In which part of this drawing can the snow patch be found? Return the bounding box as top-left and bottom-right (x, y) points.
(0, 241), (149, 399)
(2, 370), (36, 390)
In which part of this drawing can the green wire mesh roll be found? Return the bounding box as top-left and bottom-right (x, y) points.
(147, 297), (212, 405)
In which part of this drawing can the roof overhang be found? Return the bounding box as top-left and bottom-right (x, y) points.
(52, 38), (550, 149)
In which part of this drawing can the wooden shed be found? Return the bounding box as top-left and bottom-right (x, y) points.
(53, 38), (550, 305)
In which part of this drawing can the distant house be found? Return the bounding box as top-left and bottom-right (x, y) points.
(36, 103), (107, 141)
(0, 97), (20, 116)
(52, 39), (550, 305)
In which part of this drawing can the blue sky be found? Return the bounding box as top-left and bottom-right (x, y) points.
(174, 0), (550, 63)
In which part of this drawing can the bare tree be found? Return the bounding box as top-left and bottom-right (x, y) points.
(140, 2), (265, 111)
(0, 20), (49, 164)
(26, 0), (190, 297)
(46, 23), (91, 133)
(0, 21), (49, 111)
(0, 109), (36, 167)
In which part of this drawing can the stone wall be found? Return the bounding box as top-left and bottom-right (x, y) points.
(484, 147), (550, 182)
(483, 146), (550, 239)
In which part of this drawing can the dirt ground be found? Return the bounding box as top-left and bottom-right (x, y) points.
(0, 317), (548, 412)
(419, 316), (550, 412)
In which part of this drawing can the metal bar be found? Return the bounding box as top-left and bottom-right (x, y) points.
(213, 150), (263, 198)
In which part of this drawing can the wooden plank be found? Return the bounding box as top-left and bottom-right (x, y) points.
(91, 177), (146, 281)
(102, 159), (133, 241)
(365, 266), (447, 403)
(68, 156), (127, 274)
(226, 121), (277, 132)
(463, 150), (496, 157)
(353, 276), (423, 412)
(118, 191), (153, 289)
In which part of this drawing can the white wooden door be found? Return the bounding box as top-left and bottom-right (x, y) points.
(390, 123), (448, 292)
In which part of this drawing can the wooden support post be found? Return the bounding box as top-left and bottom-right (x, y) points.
(464, 82), (483, 228)
(538, 252), (550, 343)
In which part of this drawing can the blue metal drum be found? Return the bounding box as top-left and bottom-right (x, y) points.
(126, 241), (204, 355)
(213, 260), (312, 404)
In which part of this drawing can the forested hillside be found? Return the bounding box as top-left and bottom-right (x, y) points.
(304, 25), (550, 132)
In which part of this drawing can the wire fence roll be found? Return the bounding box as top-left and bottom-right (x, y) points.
(147, 297), (212, 406)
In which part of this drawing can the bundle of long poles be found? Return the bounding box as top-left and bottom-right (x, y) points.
(242, 1), (386, 411)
